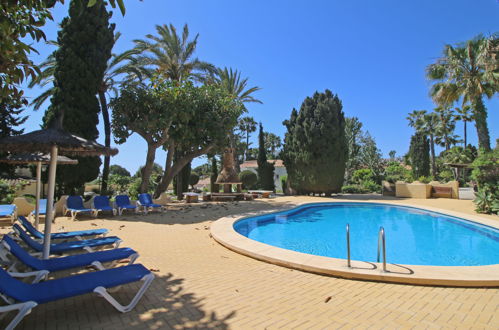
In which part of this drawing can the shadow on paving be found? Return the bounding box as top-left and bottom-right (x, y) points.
(59, 199), (300, 226)
(2, 273), (236, 329)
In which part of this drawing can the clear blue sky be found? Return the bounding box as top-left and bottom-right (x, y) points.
(22, 0), (499, 174)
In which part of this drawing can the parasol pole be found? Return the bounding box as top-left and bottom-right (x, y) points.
(42, 145), (58, 259)
(35, 161), (42, 229)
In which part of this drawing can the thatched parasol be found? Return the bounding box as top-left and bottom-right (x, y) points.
(0, 153), (78, 229)
(0, 116), (118, 259)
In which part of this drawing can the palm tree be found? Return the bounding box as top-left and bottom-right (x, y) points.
(434, 106), (459, 151)
(213, 67), (262, 106)
(29, 33), (142, 192)
(427, 36), (496, 151)
(453, 105), (473, 147)
(132, 24), (214, 82)
(407, 110), (438, 177)
(238, 116), (257, 161)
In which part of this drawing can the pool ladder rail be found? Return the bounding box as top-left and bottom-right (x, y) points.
(346, 224), (387, 272)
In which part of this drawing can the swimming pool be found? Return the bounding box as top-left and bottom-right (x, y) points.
(234, 203), (499, 266)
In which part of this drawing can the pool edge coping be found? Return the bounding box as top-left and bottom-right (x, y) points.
(210, 200), (499, 287)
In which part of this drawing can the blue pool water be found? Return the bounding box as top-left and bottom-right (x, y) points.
(234, 203), (499, 266)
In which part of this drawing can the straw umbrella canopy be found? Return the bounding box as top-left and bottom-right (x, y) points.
(0, 120), (118, 259)
(0, 153), (78, 228)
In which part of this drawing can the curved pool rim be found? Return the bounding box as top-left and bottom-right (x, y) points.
(210, 201), (499, 287)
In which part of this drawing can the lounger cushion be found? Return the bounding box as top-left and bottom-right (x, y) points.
(3, 235), (136, 272)
(14, 224), (120, 253)
(19, 216), (107, 239)
(0, 264), (150, 304)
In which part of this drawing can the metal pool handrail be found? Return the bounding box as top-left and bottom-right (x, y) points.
(377, 227), (387, 272)
(346, 224), (351, 268)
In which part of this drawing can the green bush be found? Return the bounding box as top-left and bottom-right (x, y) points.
(416, 176), (433, 184)
(239, 170), (258, 189)
(471, 149), (498, 214)
(0, 180), (17, 204)
(280, 175), (287, 193)
(351, 169), (375, 185)
(384, 161), (411, 183)
(341, 185), (368, 194)
(361, 180), (381, 193)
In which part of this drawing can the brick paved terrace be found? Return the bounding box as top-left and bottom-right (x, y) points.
(1, 195), (498, 329)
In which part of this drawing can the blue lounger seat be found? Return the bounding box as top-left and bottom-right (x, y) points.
(13, 224), (121, 255)
(115, 195), (138, 215)
(28, 199), (54, 219)
(1, 235), (138, 273)
(137, 193), (165, 215)
(19, 216), (107, 241)
(0, 204), (17, 224)
(64, 196), (93, 221)
(92, 196), (117, 217)
(0, 263), (154, 330)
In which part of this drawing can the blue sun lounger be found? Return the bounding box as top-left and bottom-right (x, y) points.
(64, 196), (93, 220)
(137, 193), (164, 214)
(1, 235), (138, 273)
(0, 204), (17, 223)
(92, 196), (117, 217)
(115, 195), (138, 215)
(28, 199), (54, 219)
(0, 263), (154, 330)
(13, 224), (121, 254)
(18, 216), (107, 241)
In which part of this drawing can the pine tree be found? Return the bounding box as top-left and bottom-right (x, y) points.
(42, 0), (115, 193)
(257, 123), (275, 190)
(282, 90), (347, 194)
(409, 133), (430, 179)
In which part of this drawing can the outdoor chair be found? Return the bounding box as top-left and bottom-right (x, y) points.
(0, 235), (138, 273)
(115, 195), (138, 215)
(92, 196), (117, 217)
(63, 195), (93, 220)
(0, 263), (154, 330)
(18, 216), (107, 241)
(0, 205), (17, 224)
(12, 198), (34, 217)
(137, 193), (165, 214)
(28, 199), (55, 220)
(12, 224), (121, 255)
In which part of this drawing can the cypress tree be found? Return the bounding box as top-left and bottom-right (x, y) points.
(0, 98), (27, 176)
(282, 90), (347, 195)
(409, 133), (430, 179)
(42, 0), (115, 193)
(257, 123), (275, 190)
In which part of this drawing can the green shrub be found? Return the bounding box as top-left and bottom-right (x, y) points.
(361, 180), (381, 193)
(280, 175), (287, 193)
(0, 180), (17, 204)
(239, 170), (258, 189)
(384, 161), (411, 183)
(351, 169), (375, 185)
(341, 185), (368, 194)
(471, 149), (498, 214)
(416, 176), (433, 184)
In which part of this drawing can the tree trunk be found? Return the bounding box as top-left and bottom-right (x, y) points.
(472, 97), (491, 151)
(245, 130), (249, 161)
(463, 120), (467, 148)
(429, 134), (436, 177)
(140, 143), (157, 193)
(158, 144), (216, 195)
(98, 90), (111, 194)
(153, 147), (174, 198)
